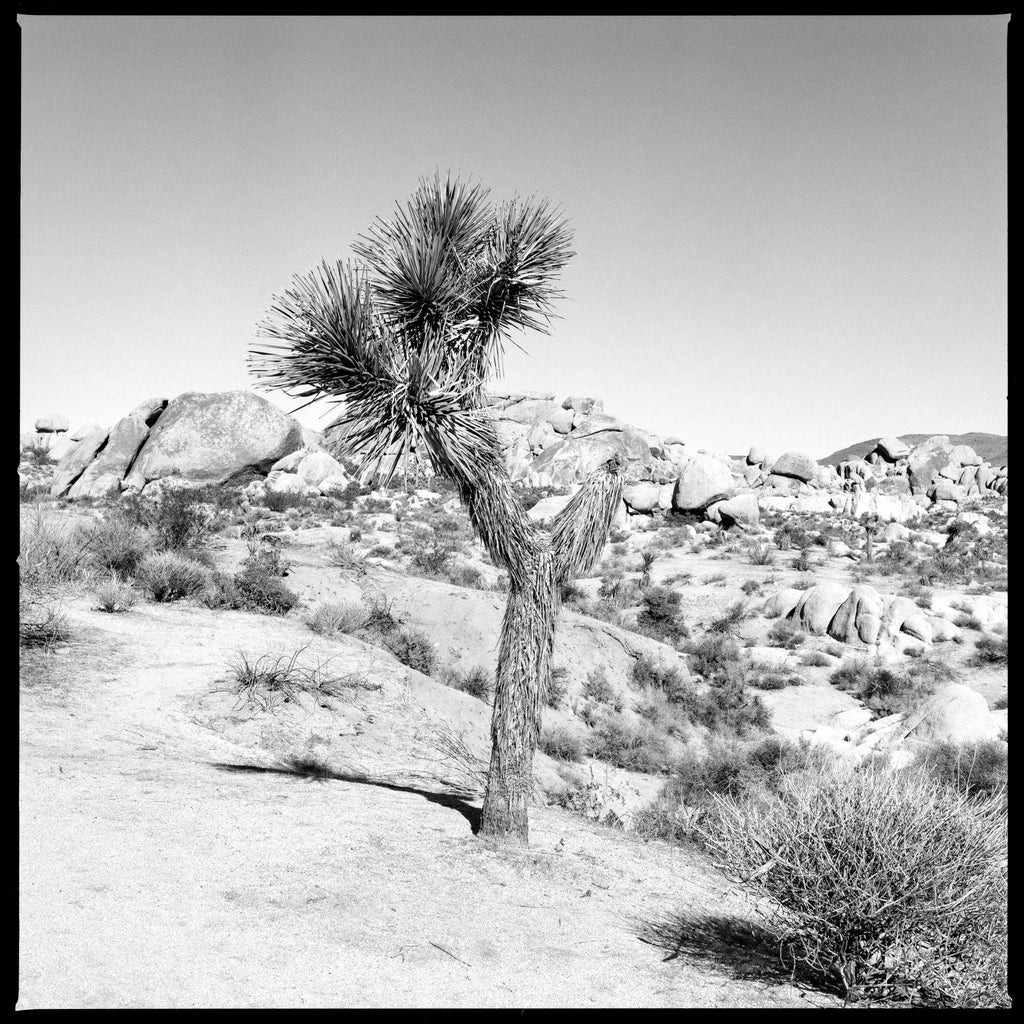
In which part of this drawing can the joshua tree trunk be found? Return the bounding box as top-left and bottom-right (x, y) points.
(479, 551), (558, 843)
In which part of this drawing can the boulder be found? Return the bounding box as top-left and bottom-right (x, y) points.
(527, 419), (557, 452)
(763, 474), (804, 494)
(69, 422), (105, 442)
(792, 493), (833, 514)
(561, 396), (603, 416)
(746, 445), (768, 467)
(34, 414), (70, 434)
(872, 476), (911, 496)
(880, 596), (933, 644)
(546, 408), (575, 434)
(49, 427), (110, 497)
(828, 584), (883, 646)
(265, 471), (319, 497)
(622, 482), (663, 515)
(764, 588), (804, 620)
(790, 584), (851, 635)
(122, 391), (305, 490)
(928, 479), (966, 503)
(487, 398), (562, 426)
(975, 464), (995, 490)
(532, 427), (651, 489)
(770, 451), (819, 483)
(907, 436), (953, 495)
(742, 464), (764, 487)
(711, 492), (760, 529)
(901, 684), (1002, 746)
(948, 444), (982, 467)
(66, 398), (168, 499)
(874, 436), (910, 461)
(671, 453), (734, 512)
(318, 475), (352, 496)
(882, 522), (911, 543)
(528, 494), (575, 523)
(296, 451), (347, 488)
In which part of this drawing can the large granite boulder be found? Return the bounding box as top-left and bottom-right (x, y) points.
(710, 492), (760, 529)
(828, 584), (884, 646)
(789, 584), (851, 635)
(49, 427), (110, 497)
(770, 451), (819, 483)
(671, 453), (734, 512)
(901, 684), (1002, 746)
(532, 423), (650, 488)
(907, 435), (953, 495)
(122, 391), (304, 490)
(874, 436), (910, 461)
(34, 414), (70, 434)
(66, 398), (168, 499)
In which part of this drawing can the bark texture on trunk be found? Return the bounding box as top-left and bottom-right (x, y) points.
(478, 552), (557, 844)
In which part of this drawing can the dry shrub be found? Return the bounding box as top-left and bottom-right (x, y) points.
(702, 763), (1008, 1006)
(138, 551), (209, 602)
(94, 574), (138, 613)
(304, 600), (369, 636)
(19, 507), (94, 588)
(539, 724), (586, 762)
(19, 590), (71, 649)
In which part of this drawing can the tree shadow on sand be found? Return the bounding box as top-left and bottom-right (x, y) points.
(208, 757), (482, 833)
(634, 909), (835, 999)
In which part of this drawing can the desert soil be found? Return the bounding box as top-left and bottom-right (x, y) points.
(20, 598), (837, 1008)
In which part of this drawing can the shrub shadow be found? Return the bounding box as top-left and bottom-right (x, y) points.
(635, 909), (833, 996)
(208, 759), (482, 833)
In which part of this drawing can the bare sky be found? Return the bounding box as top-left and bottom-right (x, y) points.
(20, 15), (1008, 457)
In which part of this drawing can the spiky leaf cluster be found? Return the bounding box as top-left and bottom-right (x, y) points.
(250, 173), (575, 485)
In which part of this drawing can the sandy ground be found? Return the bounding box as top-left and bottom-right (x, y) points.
(19, 599), (838, 1008)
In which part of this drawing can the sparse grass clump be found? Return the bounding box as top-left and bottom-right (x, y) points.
(830, 658), (938, 717)
(94, 575), (138, 613)
(913, 739), (1008, 798)
(800, 650), (833, 667)
(232, 563), (299, 614)
(137, 551), (208, 602)
(767, 619), (805, 649)
(19, 507), (95, 589)
(582, 667), (621, 708)
(19, 591), (71, 649)
(539, 724), (586, 762)
(587, 712), (674, 773)
(747, 542), (776, 566)
(304, 600), (369, 636)
(440, 664), (492, 702)
(636, 585), (689, 644)
(703, 764), (1008, 1006)
(383, 627), (436, 676)
(707, 600), (751, 635)
(87, 515), (153, 577)
(953, 613), (983, 631)
(971, 633), (1007, 667)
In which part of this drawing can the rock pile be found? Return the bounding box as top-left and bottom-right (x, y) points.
(35, 391), (321, 499)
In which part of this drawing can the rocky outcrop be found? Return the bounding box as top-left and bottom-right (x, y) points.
(907, 435), (953, 494)
(123, 391), (304, 490)
(671, 454), (734, 512)
(34, 414), (69, 434)
(769, 451), (819, 483)
(65, 399), (168, 499)
(49, 427), (110, 497)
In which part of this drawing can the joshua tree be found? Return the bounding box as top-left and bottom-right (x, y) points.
(250, 174), (624, 845)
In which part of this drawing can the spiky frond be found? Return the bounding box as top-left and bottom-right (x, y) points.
(351, 172), (574, 394)
(549, 455), (626, 582)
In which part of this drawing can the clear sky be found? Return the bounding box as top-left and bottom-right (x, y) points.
(20, 15), (1008, 458)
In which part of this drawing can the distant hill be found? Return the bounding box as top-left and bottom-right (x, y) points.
(821, 433), (1008, 469)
